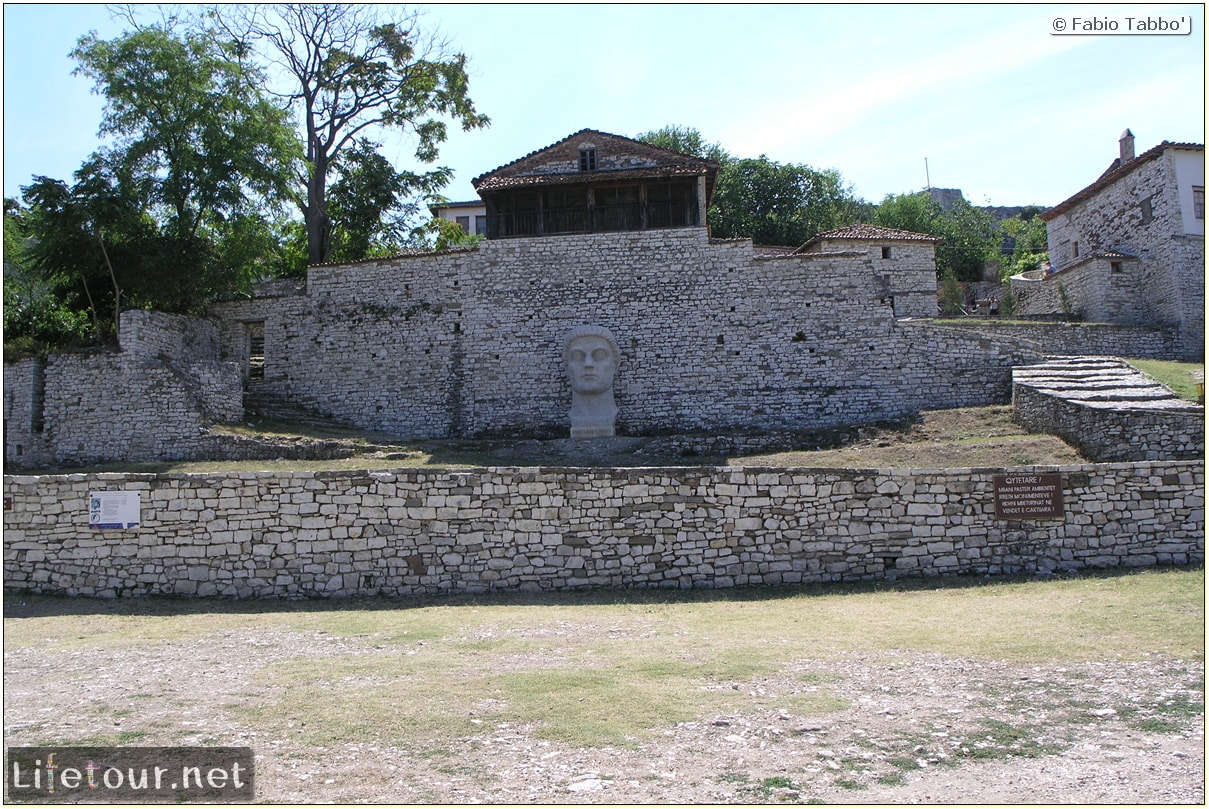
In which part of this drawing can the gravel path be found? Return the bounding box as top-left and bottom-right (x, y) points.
(4, 621), (1202, 804)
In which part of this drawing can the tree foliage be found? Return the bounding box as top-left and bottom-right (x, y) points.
(635, 125), (730, 165)
(710, 156), (866, 245)
(211, 3), (490, 264)
(998, 210), (1049, 278)
(636, 127), (866, 246)
(327, 138), (452, 262)
(71, 23), (299, 241)
(873, 192), (1000, 282)
(9, 23), (302, 351)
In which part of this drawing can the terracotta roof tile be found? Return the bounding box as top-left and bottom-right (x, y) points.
(796, 224), (942, 253)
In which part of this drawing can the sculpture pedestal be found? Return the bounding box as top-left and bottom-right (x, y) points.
(570, 424), (615, 439)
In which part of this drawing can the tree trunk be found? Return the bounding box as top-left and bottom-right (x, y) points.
(306, 154), (331, 265)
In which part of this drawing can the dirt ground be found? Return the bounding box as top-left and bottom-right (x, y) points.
(4, 406), (1199, 803)
(3, 612), (1202, 804)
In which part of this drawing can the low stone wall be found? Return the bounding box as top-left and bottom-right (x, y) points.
(939, 320), (1182, 360)
(1013, 358), (1205, 462)
(4, 462), (1202, 599)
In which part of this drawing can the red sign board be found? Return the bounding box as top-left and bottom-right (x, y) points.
(993, 474), (1064, 520)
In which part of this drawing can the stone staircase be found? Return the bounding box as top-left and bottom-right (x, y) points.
(243, 382), (339, 428)
(1013, 357), (1203, 461)
(1012, 357), (1197, 411)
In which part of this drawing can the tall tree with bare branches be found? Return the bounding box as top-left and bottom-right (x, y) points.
(211, 4), (489, 264)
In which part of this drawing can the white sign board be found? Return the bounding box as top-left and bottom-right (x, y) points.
(89, 491), (141, 530)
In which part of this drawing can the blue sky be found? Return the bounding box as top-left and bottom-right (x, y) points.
(2, 3), (1204, 209)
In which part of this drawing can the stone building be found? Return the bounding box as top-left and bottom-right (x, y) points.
(1012, 131), (1204, 360)
(472, 129), (720, 238)
(795, 224), (942, 318)
(430, 200), (488, 236)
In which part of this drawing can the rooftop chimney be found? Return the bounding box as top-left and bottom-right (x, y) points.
(1119, 129), (1135, 162)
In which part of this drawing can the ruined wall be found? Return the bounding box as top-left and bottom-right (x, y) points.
(2, 312), (243, 468)
(211, 229), (1035, 439)
(4, 461), (1202, 598)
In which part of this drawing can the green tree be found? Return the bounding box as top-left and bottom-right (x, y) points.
(709, 156), (865, 245)
(71, 23), (299, 243)
(874, 192), (999, 282)
(18, 161), (155, 340)
(999, 210), (1049, 278)
(3, 199), (93, 356)
(327, 138), (452, 261)
(212, 4), (490, 264)
(635, 125), (730, 164)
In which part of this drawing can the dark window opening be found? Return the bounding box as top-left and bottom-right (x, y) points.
(1111, 261), (1123, 273)
(881, 245), (893, 259)
(1140, 196), (1153, 224)
(474, 215), (488, 235)
(579, 147), (597, 172)
(1193, 186), (1204, 220)
(247, 321), (265, 380)
(455, 215), (470, 233)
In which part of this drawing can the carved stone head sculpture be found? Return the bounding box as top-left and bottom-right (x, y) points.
(563, 325), (620, 438)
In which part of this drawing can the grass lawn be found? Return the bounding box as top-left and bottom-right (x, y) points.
(1128, 358), (1205, 401)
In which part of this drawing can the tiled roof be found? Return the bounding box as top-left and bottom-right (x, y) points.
(472, 128), (719, 191)
(796, 224), (942, 252)
(1041, 140), (1204, 221)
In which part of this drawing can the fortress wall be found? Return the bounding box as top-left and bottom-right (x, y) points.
(210, 229), (1036, 438)
(4, 461), (1202, 599)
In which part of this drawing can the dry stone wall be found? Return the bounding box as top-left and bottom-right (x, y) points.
(938, 320), (1182, 360)
(4, 461), (1202, 599)
(211, 229), (1036, 439)
(1013, 357), (1205, 462)
(2, 311), (243, 468)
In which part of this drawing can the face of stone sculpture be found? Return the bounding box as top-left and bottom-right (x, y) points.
(565, 336), (617, 396)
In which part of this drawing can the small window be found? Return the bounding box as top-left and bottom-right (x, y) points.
(1072, 241), (1079, 258)
(1140, 196), (1153, 224)
(1193, 186), (1205, 220)
(579, 147), (597, 172)
(455, 215), (470, 233)
(1110, 261), (1123, 273)
(475, 215), (488, 235)
(881, 245), (893, 259)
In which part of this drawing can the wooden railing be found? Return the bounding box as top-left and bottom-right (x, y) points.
(488, 201), (698, 239)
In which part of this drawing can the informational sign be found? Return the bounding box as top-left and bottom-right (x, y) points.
(89, 491), (141, 530)
(993, 474), (1063, 520)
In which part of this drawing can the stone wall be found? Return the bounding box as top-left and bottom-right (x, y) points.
(938, 320), (1182, 360)
(211, 229), (1037, 439)
(1013, 358), (1205, 462)
(2, 311), (243, 469)
(1010, 256), (1152, 326)
(3, 461), (1201, 599)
